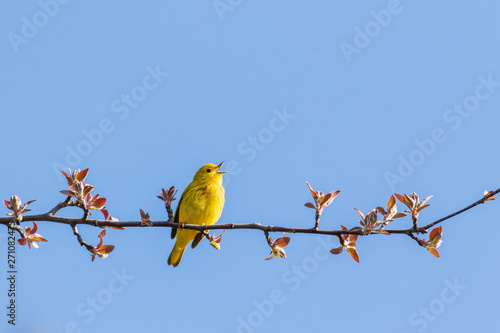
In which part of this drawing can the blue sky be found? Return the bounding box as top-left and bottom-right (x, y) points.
(1, 1), (499, 332)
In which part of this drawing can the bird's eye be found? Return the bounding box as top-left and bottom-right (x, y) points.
(206, 169), (211, 173)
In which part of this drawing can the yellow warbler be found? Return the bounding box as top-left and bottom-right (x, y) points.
(167, 162), (226, 267)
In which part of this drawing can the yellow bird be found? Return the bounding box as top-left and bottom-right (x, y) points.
(168, 162), (226, 267)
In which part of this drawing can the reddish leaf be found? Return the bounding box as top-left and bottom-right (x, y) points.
(3, 200), (11, 209)
(393, 213), (407, 219)
(306, 182), (317, 199)
(419, 195), (433, 206)
(30, 234), (48, 243)
(319, 192), (332, 206)
(340, 225), (348, 240)
(387, 195), (396, 210)
(18, 238), (26, 246)
(83, 185), (95, 197)
(25, 199), (37, 206)
(394, 193), (406, 204)
(98, 245), (115, 254)
(274, 237), (290, 247)
(98, 229), (106, 238)
(101, 209), (109, 220)
(75, 168), (89, 182)
(320, 190), (340, 207)
(428, 247), (440, 258)
(60, 190), (74, 196)
(31, 222), (38, 234)
(354, 208), (365, 220)
(346, 247), (360, 263)
(348, 234), (359, 244)
(304, 202), (315, 209)
(60, 170), (72, 186)
(330, 247), (343, 255)
(428, 227), (443, 248)
(96, 235), (104, 248)
(417, 204), (430, 212)
(429, 226), (442, 240)
(92, 198), (107, 209)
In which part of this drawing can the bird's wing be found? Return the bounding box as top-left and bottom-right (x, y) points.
(191, 232), (205, 249)
(171, 193), (183, 239)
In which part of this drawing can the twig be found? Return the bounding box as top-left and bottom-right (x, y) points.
(314, 208), (321, 230)
(411, 216), (418, 232)
(406, 232), (424, 246)
(47, 196), (72, 216)
(264, 230), (273, 247)
(165, 202), (174, 221)
(336, 234), (346, 248)
(7, 223), (29, 240)
(70, 223), (92, 252)
(421, 188), (500, 230)
(83, 209), (89, 221)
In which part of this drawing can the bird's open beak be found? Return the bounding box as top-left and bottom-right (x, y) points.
(215, 161), (227, 174)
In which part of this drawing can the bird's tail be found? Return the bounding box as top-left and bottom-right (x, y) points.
(168, 243), (186, 267)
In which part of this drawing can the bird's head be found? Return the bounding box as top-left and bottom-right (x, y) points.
(193, 161), (226, 184)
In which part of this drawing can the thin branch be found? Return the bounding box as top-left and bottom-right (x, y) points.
(47, 196), (72, 216)
(336, 234), (346, 248)
(0, 188), (497, 240)
(421, 188), (500, 230)
(406, 232), (424, 246)
(7, 223), (29, 240)
(70, 223), (92, 252)
(83, 209), (89, 221)
(264, 230), (273, 247)
(165, 203), (174, 221)
(0, 216), (448, 236)
(411, 215), (418, 232)
(314, 208), (321, 230)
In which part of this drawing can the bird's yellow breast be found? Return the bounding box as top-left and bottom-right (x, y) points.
(178, 182), (225, 226)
